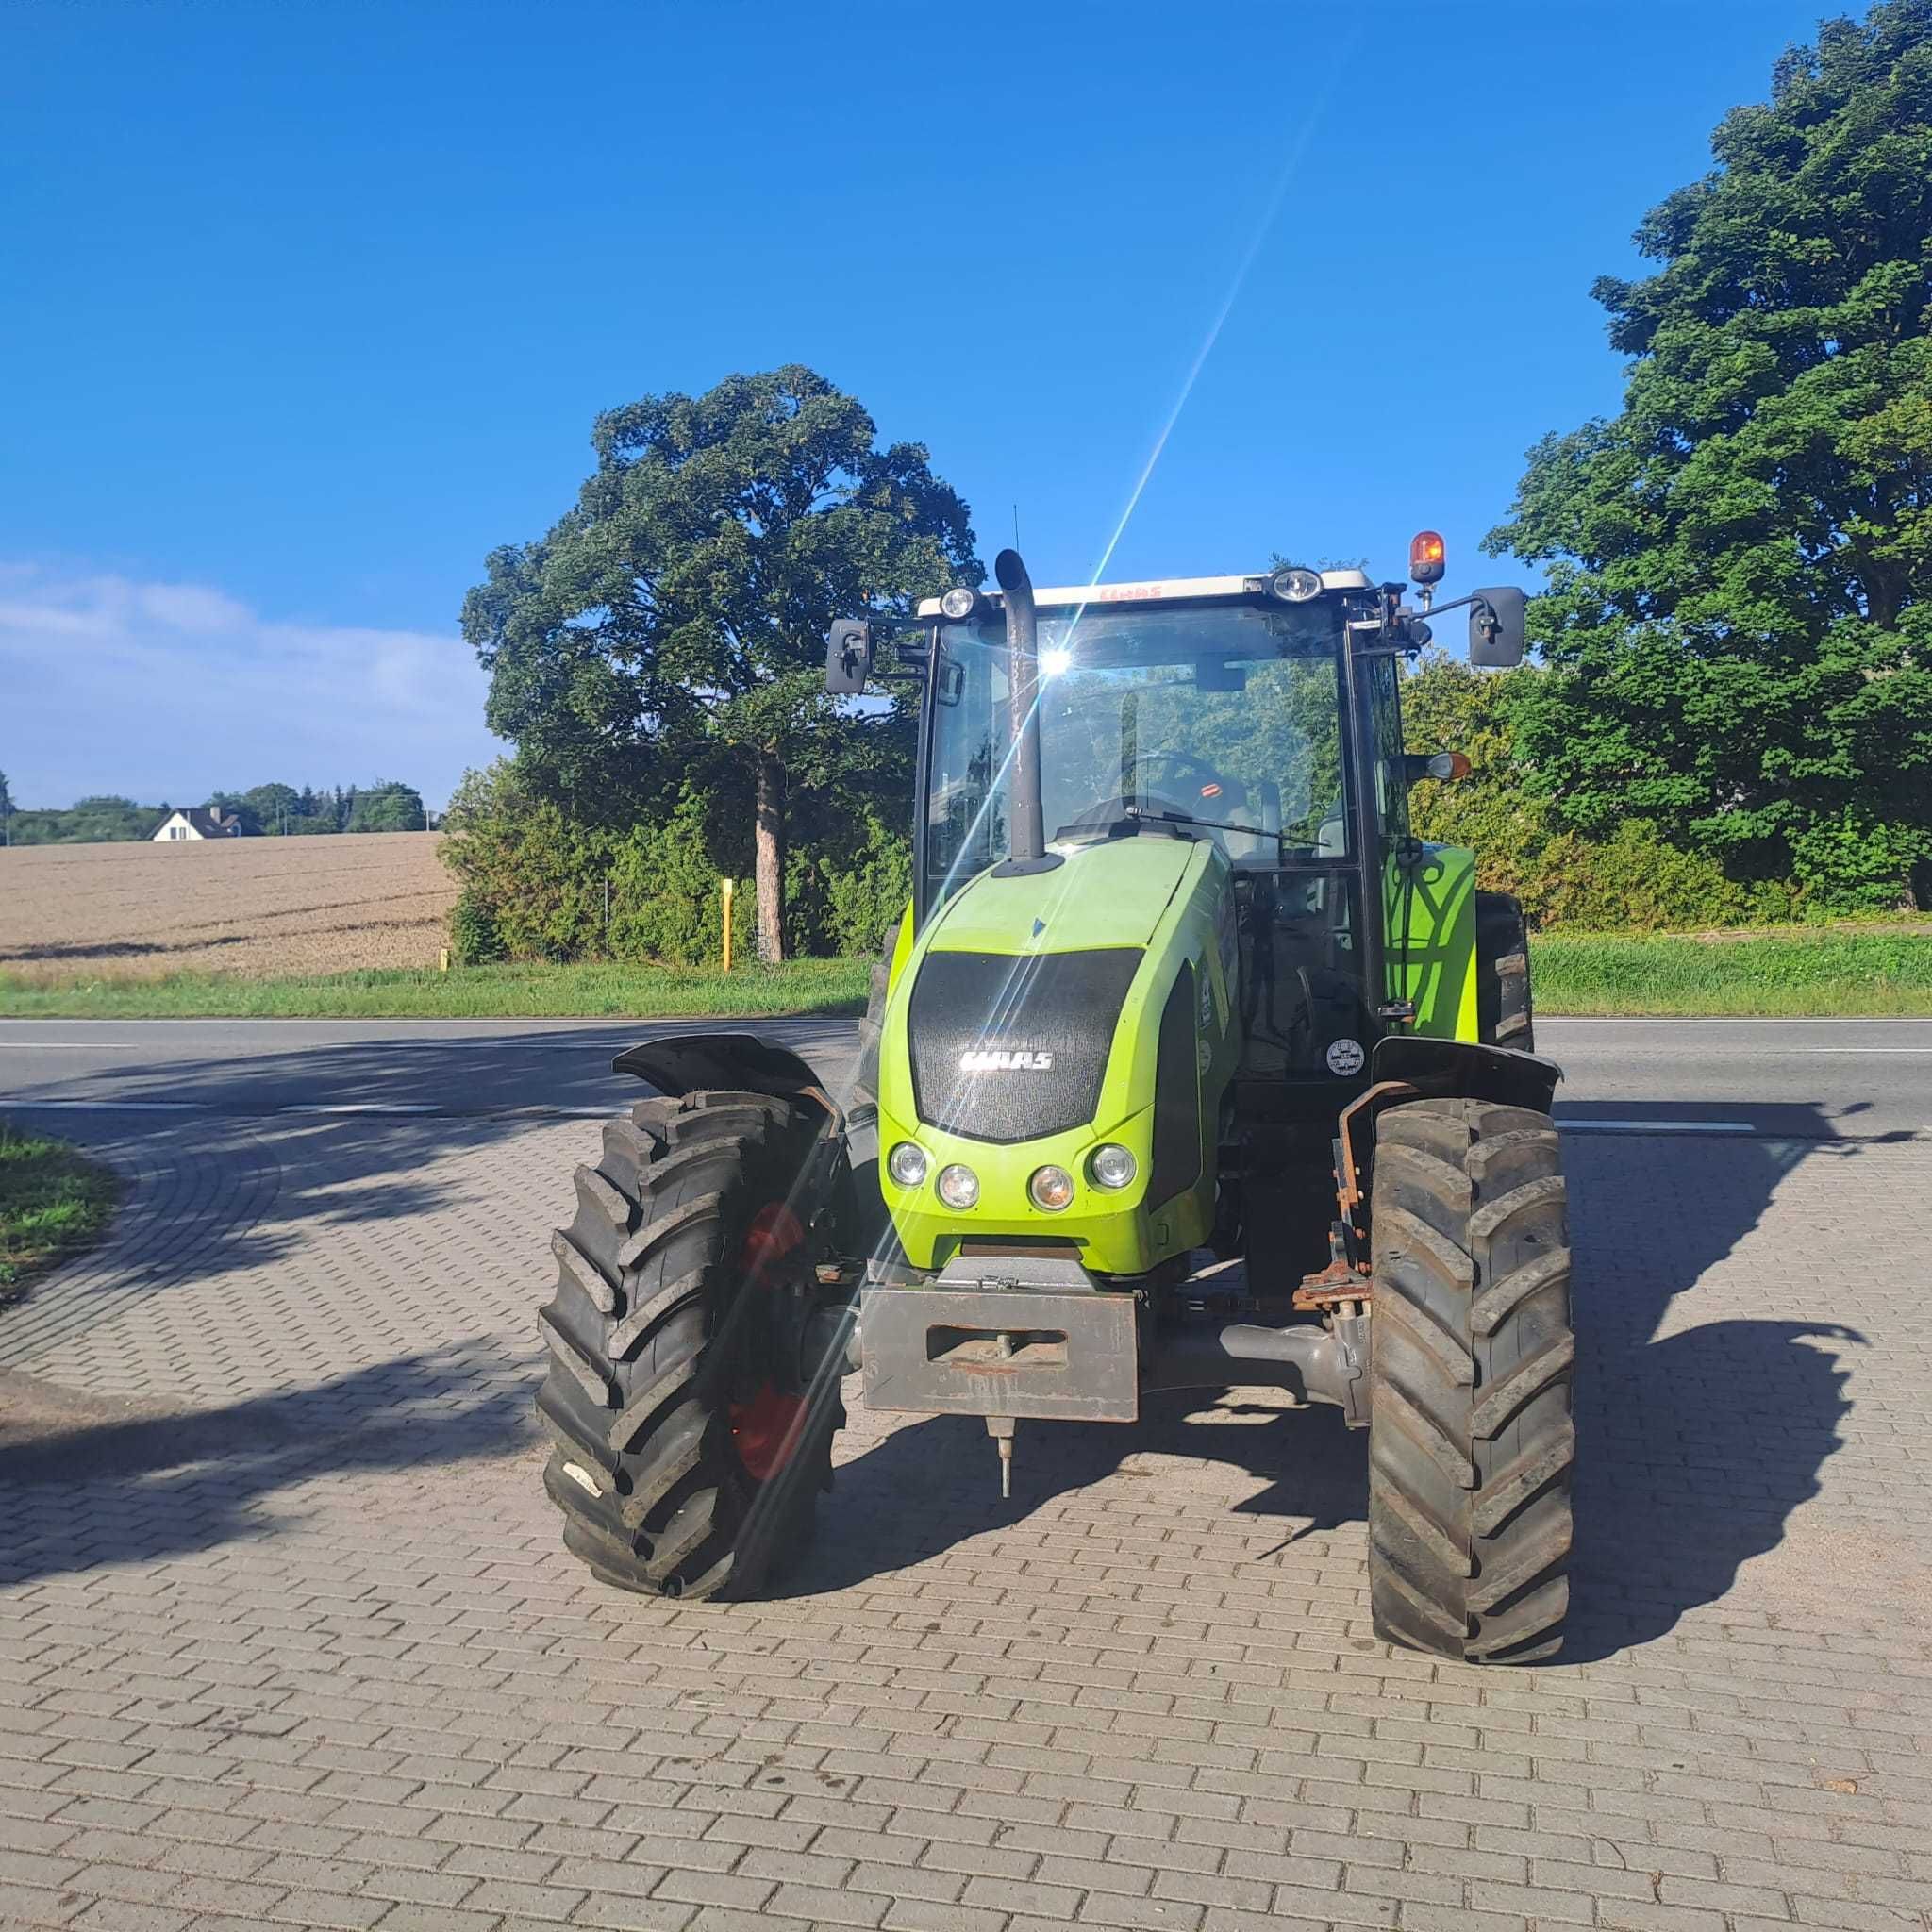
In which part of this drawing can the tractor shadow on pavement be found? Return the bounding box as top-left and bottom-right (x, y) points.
(800, 1107), (1878, 1665)
(1557, 1102), (1878, 1663)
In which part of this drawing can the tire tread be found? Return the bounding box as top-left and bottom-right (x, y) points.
(536, 1090), (843, 1601)
(1367, 1095), (1574, 1662)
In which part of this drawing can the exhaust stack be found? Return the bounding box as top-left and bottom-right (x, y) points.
(993, 547), (1058, 875)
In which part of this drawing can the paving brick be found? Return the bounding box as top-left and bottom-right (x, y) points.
(766, 1883), (888, 1927)
(458, 1876), (587, 1921)
(879, 1903), (1008, 1932)
(261, 1893), (390, 1931)
(650, 1870), (777, 1912)
(1074, 1890), (1204, 1929)
(70, 1906), (194, 1932)
(0, 1877), (88, 1924)
(368, 1910), (504, 1932)
(68, 1865), (180, 1907)
(1596, 1900), (1728, 1932)
(1464, 1880), (1595, 1924)
(0, 1849), (81, 1890)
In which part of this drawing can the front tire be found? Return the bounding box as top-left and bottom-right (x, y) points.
(537, 1091), (843, 1600)
(1367, 1097), (1574, 1662)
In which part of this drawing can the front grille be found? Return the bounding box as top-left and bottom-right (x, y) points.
(908, 947), (1142, 1143)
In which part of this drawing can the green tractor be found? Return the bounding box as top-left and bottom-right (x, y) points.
(536, 538), (1574, 1663)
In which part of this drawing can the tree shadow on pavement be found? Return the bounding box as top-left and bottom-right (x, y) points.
(1, 1017), (865, 1361)
(10, 1018), (861, 1124)
(794, 1104), (1880, 1664)
(0, 1343), (534, 1590)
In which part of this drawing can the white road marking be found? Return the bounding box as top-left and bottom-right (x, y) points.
(1557, 1120), (1757, 1135)
(280, 1101), (444, 1114)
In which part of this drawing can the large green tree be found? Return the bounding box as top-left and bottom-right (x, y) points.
(463, 366), (977, 958)
(242, 782), (301, 834)
(346, 781), (427, 833)
(1488, 0), (1932, 909)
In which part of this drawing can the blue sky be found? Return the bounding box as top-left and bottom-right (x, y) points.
(2, 0), (1835, 809)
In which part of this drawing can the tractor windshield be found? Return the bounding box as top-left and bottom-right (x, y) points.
(926, 600), (1344, 905)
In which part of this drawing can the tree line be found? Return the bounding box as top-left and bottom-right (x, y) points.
(439, 0), (1916, 957)
(0, 776), (428, 843)
(208, 781), (427, 837)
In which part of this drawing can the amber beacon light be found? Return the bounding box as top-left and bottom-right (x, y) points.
(1408, 529), (1446, 586)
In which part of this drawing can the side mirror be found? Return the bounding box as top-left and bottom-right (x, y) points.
(824, 619), (874, 694)
(1468, 588), (1526, 668)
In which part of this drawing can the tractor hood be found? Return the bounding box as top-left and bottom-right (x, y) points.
(900, 836), (1205, 1147)
(925, 834), (1197, 957)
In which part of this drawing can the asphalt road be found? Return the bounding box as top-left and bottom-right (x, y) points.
(2, 1013), (1928, 1141)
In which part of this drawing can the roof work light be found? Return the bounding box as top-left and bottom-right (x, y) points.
(1269, 565), (1323, 603)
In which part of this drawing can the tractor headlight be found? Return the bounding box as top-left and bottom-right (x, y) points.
(940, 586), (980, 620)
(936, 1163), (979, 1209)
(1089, 1144), (1137, 1190)
(1269, 565), (1323, 603)
(888, 1141), (928, 1189)
(1028, 1165), (1075, 1212)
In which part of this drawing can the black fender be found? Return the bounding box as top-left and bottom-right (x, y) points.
(611, 1030), (841, 1127)
(1370, 1033), (1560, 1116)
(612, 1031), (861, 1256)
(1333, 1037), (1563, 1270)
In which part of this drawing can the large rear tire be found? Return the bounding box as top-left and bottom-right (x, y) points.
(1474, 891), (1534, 1052)
(537, 1091), (843, 1600)
(1366, 1097), (1573, 1662)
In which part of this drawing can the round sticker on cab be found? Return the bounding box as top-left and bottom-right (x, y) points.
(1325, 1037), (1366, 1077)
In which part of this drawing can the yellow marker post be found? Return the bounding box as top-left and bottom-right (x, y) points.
(721, 877), (733, 973)
(438, 947), (450, 974)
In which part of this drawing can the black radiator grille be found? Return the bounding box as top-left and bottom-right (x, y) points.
(908, 948), (1142, 1143)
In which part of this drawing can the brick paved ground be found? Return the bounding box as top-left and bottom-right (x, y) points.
(1, 1100), (1928, 1932)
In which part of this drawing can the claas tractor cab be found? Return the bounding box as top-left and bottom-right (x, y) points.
(536, 536), (1574, 1664)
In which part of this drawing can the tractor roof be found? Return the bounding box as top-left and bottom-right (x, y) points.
(915, 567), (1373, 619)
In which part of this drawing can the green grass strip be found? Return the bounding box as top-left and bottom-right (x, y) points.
(0, 957), (874, 1021)
(0, 1124), (117, 1291)
(1533, 929), (1932, 1016)
(5, 930), (1929, 1021)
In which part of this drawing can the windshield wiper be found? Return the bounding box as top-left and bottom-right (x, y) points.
(1124, 803), (1278, 848)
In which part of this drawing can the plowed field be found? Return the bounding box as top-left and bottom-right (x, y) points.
(0, 833), (458, 981)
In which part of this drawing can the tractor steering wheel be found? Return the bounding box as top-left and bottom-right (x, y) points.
(1057, 749), (1247, 838)
(1126, 750), (1246, 811)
